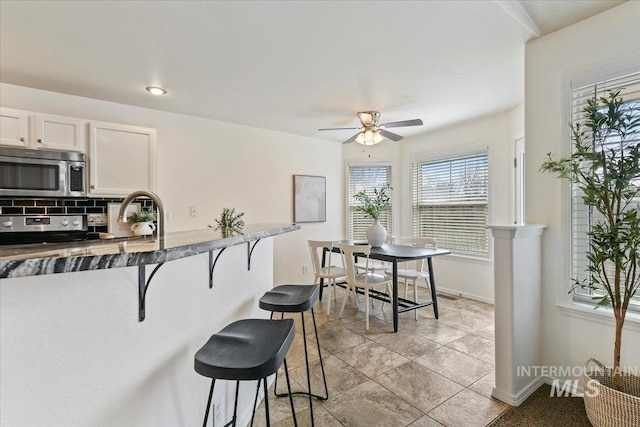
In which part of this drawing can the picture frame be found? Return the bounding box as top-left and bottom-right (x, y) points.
(293, 175), (326, 223)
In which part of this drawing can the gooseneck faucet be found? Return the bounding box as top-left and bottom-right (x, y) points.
(118, 190), (166, 240)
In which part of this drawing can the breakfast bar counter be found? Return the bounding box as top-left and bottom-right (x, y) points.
(0, 223), (300, 279)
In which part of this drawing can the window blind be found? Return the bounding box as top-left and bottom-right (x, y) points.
(412, 151), (489, 257)
(570, 71), (640, 309)
(347, 164), (392, 240)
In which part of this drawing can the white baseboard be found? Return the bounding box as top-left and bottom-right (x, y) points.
(431, 285), (494, 305)
(492, 376), (545, 406)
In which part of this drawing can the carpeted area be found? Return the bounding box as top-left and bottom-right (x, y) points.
(488, 384), (591, 426)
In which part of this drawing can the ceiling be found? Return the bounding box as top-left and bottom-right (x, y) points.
(0, 1), (625, 143)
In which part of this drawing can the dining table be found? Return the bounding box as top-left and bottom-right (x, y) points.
(321, 241), (451, 332)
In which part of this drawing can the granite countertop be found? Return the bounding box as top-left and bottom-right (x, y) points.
(0, 223), (300, 279)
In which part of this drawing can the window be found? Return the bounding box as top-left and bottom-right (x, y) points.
(412, 151), (489, 257)
(570, 72), (640, 310)
(347, 163), (392, 240)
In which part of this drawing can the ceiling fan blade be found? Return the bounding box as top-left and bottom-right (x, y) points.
(318, 126), (361, 131)
(343, 133), (360, 144)
(379, 129), (404, 142)
(381, 118), (423, 128)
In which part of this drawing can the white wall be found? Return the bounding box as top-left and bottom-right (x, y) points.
(354, 109), (521, 303)
(525, 1), (640, 380)
(0, 83), (343, 286)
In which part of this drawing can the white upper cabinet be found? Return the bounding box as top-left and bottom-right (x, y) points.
(33, 113), (84, 151)
(0, 107), (84, 152)
(0, 107), (30, 147)
(88, 121), (157, 197)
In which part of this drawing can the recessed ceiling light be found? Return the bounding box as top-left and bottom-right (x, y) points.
(146, 86), (167, 96)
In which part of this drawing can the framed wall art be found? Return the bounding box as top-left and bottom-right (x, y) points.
(293, 175), (326, 223)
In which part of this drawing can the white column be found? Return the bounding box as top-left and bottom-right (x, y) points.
(489, 224), (546, 406)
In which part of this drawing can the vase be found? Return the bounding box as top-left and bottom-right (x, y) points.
(366, 219), (387, 248)
(131, 221), (156, 236)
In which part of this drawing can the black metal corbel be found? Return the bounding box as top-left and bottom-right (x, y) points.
(138, 263), (165, 322)
(247, 239), (261, 270)
(208, 248), (227, 288)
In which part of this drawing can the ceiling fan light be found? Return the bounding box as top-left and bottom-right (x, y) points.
(373, 131), (383, 144)
(356, 132), (365, 144)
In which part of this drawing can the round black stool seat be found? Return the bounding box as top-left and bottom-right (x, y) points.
(259, 284), (319, 313)
(195, 318), (295, 380)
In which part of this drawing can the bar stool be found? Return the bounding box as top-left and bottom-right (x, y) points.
(259, 284), (328, 427)
(194, 318), (298, 427)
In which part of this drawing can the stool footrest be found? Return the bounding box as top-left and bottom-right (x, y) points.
(274, 390), (328, 401)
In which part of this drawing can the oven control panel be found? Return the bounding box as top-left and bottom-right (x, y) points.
(0, 215), (86, 233)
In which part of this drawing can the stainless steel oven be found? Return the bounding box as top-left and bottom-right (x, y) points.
(0, 214), (88, 245)
(0, 146), (86, 198)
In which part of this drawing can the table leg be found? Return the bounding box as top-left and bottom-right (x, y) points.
(393, 261), (399, 332)
(318, 248), (327, 301)
(427, 257), (439, 319)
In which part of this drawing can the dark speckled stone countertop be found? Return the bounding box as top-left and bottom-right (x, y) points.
(0, 223), (300, 279)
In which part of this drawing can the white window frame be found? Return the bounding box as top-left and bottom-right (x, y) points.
(565, 68), (640, 313)
(345, 161), (393, 240)
(411, 145), (490, 259)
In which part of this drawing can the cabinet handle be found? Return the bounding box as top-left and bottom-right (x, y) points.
(37, 138), (43, 143)
(91, 185), (95, 189)
(20, 137), (25, 142)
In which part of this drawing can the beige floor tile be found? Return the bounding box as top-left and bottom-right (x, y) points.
(398, 318), (469, 344)
(323, 380), (423, 427)
(408, 415), (445, 427)
(436, 310), (493, 333)
(473, 324), (495, 341)
(372, 329), (441, 360)
(468, 370), (495, 399)
(334, 341), (410, 378)
(414, 346), (493, 387)
(253, 393), (311, 427)
(281, 331), (320, 370)
(316, 324), (368, 354)
(445, 334), (495, 365)
(428, 388), (508, 427)
(272, 404), (343, 427)
(374, 361), (464, 413)
(289, 354), (369, 398)
(342, 315), (395, 338)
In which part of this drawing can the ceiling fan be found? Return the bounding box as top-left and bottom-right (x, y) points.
(318, 111), (423, 145)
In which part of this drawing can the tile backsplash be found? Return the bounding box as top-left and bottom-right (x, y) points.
(0, 197), (156, 233)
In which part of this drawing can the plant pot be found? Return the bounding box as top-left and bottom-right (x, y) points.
(366, 219), (387, 248)
(131, 221), (156, 236)
(583, 358), (640, 427)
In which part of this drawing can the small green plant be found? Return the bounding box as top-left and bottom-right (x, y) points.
(353, 183), (392, 220)
(127, 209), (157, 224)
(540, 90), (640, 392)
(208, 207), (245, 237)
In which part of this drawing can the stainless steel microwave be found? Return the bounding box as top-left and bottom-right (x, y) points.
(0, 146), (86, 198)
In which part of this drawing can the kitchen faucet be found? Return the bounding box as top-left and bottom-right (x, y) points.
(118, 190), (166, 240)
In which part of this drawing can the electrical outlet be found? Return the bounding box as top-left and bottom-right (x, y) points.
(302, 264), (309, 274)
(214, 399), (223, 425)
(189, 206), (197, 217)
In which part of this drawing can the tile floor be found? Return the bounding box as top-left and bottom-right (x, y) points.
(253, 285), (509, 427)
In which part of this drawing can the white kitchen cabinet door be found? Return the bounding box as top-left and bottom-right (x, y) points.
(88, 121), (157, 197)
(33, 114), (84, 152)
(0, 107), (30, 147)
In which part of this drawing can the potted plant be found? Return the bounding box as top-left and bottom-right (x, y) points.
(127, 210), (157, 236)
(353, 183), (392, 247)
(540, 90), (640, 426)
(208, 207), (245, 238)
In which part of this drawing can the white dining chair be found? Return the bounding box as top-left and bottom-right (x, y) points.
(355, 234), (395, 274)
(308, 240), (347, 315)
(338, 242), (393, 330)
(388, 237), (437, 320)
